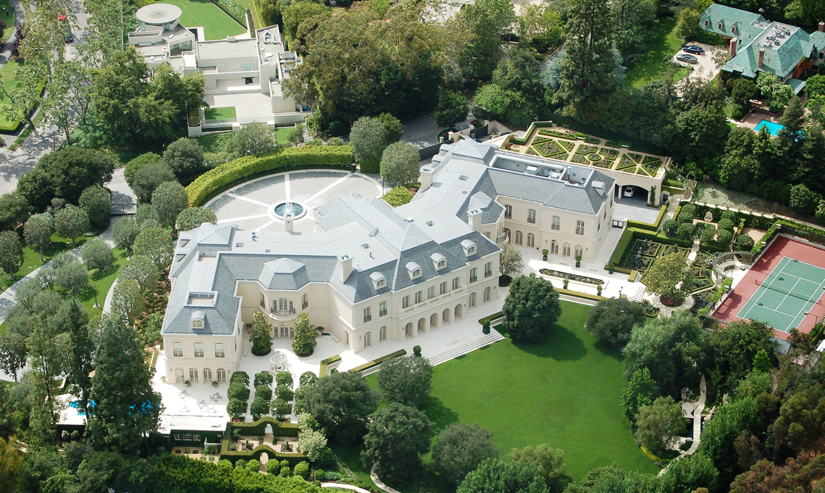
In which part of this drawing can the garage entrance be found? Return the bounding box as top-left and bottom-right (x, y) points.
(617, 185), (649, 206)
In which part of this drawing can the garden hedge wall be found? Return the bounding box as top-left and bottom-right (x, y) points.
(685, 201), (776, 230)
(227, 416), (300, 438)
(186, 146), (354, 206)
(479, 311), (505, 327)
(607, 227), (693, 273)
(754, 219), (825, 254)
(626, 205), (667, 232)
(319, 355), (341, 378)
(350, 349), (406, 373)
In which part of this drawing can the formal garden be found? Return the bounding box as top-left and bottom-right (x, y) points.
(509, 124), (667, 177)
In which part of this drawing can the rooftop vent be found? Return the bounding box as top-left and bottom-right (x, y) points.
(459, 175), (469, 181)
(404, 217), (414, 223)
(426, 221), (434, 227)
(362, 243), (370, 249)
(369, 227), (379, 237)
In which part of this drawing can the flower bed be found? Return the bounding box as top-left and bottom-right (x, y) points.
(587, 153), (603, 162)
(533, 140), (568, 158)
(661, 245), (688, 258)
(640, 299), (660, 317)
(539, 268), (604, 285)
(570, 153), (589, 164)
(623, 254), (654, 271)
(558, 140), (575, 152)
(584, 136), (600, 144)
(660, 294), (685, 306)
(632, 239), (660, 256)
(601, 148), (619, 159)
(575, 145), (599, 155)
(618, 154), (637, 170)
(642, 156), (662, 174)
(628, 153), (643, 162)
(525, 147), (538, 155)
(538, 129), (578, 140)
(532, 136), (552, 145)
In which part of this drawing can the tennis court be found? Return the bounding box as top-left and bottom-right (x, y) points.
(736, 257), (825, 332)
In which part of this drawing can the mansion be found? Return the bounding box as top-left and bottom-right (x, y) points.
(160, 141), (617, 384)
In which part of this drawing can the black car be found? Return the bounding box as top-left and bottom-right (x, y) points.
(676, 54), (698, 64)
(682, 45), (704, 55)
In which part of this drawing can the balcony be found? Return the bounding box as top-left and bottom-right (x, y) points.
(268, 308), (296, 321)
(496, 232), (509, 243)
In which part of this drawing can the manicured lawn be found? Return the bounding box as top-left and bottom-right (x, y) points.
(0, 232), (87, 293)
(78, 246), (127, 314)
(0, 59), (25, 133)
(626, 17), (691, 89)
(337, 301), (657, 490)
(204, 106), (237, 121)
(274, 127), (291, 145)
(161, 0), (245, 40)
(0, 0), (15, 36)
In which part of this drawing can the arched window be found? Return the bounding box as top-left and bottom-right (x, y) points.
(515, 230), (523, 245)
(483, 287), (491, 302)
(216, 368), (226, 383)
(551, 240), (558, 254)
(527, 233), (535, 247)
(189, 368), (199, 383)
(575, 245), (583, 258)
(364, 332), (371, 347)
(430, 313), (438, 327)
(175, 368), (185, 383)
(203, 368), (212, 383)
(380, 326), (387, 341)
(563, 243), (571, 257)
(469, 292), (476, 307)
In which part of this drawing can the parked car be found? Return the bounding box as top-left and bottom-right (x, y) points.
(623, 186), (635, 198)
(682, 45), (705, 55)
(676, 54), (698, 64)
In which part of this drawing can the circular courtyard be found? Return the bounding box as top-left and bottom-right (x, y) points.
(205, 170), (384, 233)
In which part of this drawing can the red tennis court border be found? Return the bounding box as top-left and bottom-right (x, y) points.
(713, 236), (825, 340)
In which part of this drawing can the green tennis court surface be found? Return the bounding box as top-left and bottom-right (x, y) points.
(737, 257), (825, 332)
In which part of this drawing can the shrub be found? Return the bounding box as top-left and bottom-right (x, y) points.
(275, 371), (293, 388)
(164, 138), (205, 183)
(662, 219), (678, 237)
(230, 371), (249, 386)
(817, 200), (825, 224)
(79, 185), (111, 230)
(265, 459), (281, 475)
(275, 384), (294, 401)
(324, 471), (339, 480)
(271, 398), (291, 419)
(382, 186), (414, 207)
(700, 224), (717, 245)
(82, 239), (114, 272)
(736, 234), (754, 250)
(299, 371), (318, 387)
(680, 204), (697, 218)
(677, 222), (694, 239)
(677, 210), (694, 224)
(380, 142), (420, 188)
(185, 147), (353, 206)
(228, 383), (250, 401)
(413, 345), (422, 357)
(314, 469), (325, 481)
(717, 218), (735, 232)
(716, 229), (733, 248)
(254, 371), (273, 388)
(255, 385), (273, 402)
(294, 461), (310, 479)
(720, 210), (737, 223)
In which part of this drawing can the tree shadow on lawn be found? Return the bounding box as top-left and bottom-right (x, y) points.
(591, 340), (624, 362)
(513, 324), (587, 362)
(422, 396), (460, 434)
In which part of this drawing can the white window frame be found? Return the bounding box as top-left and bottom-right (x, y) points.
(173, 342), (184, 357)
(193, 342), (204, 358)
(214, 343), (225, 358)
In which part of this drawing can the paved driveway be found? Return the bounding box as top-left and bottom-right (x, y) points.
(673, 43), (722, 85)
(613, 199), (661, 224)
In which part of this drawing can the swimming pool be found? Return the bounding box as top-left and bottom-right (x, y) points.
(755, 120), (785, 136)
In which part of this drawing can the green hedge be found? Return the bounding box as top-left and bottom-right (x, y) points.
(556, 288), (608, 301)
(479, 311), (505, 327)
(626, 205), (667, 232)
(227, 416), (299, 437)
(319, 355), (341, 377)
(754, 218), (825, 254)
(185, 146), (354, 206)
(691, 203), (775, 230)
(211, 0), (246, 25)
(606, 227), (693, 271)
(350, 349), (407, 373)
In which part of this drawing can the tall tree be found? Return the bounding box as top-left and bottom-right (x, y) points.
(111, 280), (145, 327)
(132, 227), (174, 268)
(64, 300), (93, 419)
(361, 403), (434, 481)
(55, 205), (90, 245)
(88, 316), (162, 455)
(502, 274), (562, 343)
(642, 252), (691, 303)
(585, 298), (646, 349)
(350, 117), (388, 173)
(291, 312), (317, 357)
(611, 0), (656, 62)
(24, 213), (54, 262)
(509, 445), (573, 493)
(458, 0), (515, 81)
(458, 458), (549, 493)
(635, 396), (688, 454)
(304, 370), (380, 443)
(0, 332), (27, 382)
(0, 230), (23, 279)
(377, 355), (433, 408)
(556, 0), (616, 120)
(151, 181), (190, 229)
(433, 422), (499, 486)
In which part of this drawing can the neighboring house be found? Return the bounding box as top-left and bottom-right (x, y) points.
(129, 3), (308, 135)
(159, 141), (616, 385)
(699, 3), (825, 92)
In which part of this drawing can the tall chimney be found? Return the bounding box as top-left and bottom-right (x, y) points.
(468, 208), (482, 231)
(338, 254), (353, 283)
(819, 21), (824, 32)
(729, 38), (738, 57)
(419, 166), (434, 193)
(758, 48), (765, 68)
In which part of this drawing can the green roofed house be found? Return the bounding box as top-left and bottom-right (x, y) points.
(699, 4), (825, 93)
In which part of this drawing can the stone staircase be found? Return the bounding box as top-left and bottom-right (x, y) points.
(427, 332), (505, 367)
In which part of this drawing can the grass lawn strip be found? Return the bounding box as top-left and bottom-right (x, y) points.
(204, 106), (237, 121)
(0, 60), (26, 132)
(161, 0), (246, 40)
(0, 0), (14, 35)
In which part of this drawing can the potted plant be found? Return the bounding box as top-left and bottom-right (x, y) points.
(575, 254), (582, 268)
(542, 249), (549, 261)
(563, 279), (569, 289)
(184, 380), (191, 387)
(597, 284), (603, 296)
(212, 381), (219, 387)
(608, 262), (614, 274)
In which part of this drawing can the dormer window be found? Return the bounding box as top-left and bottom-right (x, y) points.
(460, 239), (477, 257)
(731, 26), (737, 33)
(406, 262), (422, 280)
(704, 19), (709, 26)
(370, 272), (387, 290)
(431, 253), (447, 270)
(191, 311), (205, 330)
